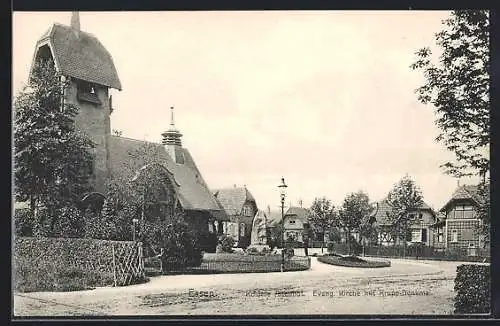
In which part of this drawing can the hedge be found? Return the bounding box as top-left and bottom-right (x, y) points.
(454, 264), (490, 314)
(13, 237), (147, 292)
(161, 253), (311, 274)
(318, 255), (391, 268)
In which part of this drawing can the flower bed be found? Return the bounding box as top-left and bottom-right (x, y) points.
(161, 253), (311, 274)
(318, 255), (390, 268)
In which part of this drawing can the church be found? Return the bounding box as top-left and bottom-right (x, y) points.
(29, 12), (229, 233)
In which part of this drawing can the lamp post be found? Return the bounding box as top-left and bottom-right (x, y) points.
(132, 218), (138, 241)
(278, 177), (287, 273)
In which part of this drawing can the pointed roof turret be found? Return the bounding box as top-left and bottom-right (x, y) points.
(162, 107), (183, 147)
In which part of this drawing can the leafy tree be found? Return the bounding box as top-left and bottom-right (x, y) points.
(156, 213), (203, 269)
(338, 191), (372, 255)
(308, 197), (336, 252)
(477, 178), (490, 245)
(386, 175), (424, 257)
(14, 59), (94, 229)
(267, 223), (284, 250)
(411, 10), (489, 178)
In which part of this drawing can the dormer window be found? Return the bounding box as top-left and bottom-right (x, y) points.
(77, 80), (101, 105)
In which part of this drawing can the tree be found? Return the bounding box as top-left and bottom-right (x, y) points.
(386, 175), (424, 258)
(338, 191), (372, 255)
(477, 178), (490, 245)
(14, 59), (94, 230)
(308, 197), (336, 253)
(411, 10), (489, 178)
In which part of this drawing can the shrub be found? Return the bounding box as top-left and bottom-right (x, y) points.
(197, 231), (218, 253)
(246, 246), (262, 255)
(347, 235), (363, 256)
(454, 264), (490, 314)
(261, 246), (272, 255)
(283, 248), (295, 259)
(218, 235), (235, 253)
(51, 206), (86, 238)
(327, 242), (336, 255)
(14, 208), (35, 237)
(159, 217), (203, 270)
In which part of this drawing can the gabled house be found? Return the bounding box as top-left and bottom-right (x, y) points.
(283, 206), (310, 243)
(212, 186), (258, 248)
(370, 199), (437, 246)
(431, 184), (488, 254)
(262, 206), (310, 245)
(28, 12), (228, 240)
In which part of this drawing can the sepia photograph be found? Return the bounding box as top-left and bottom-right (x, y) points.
(11, 10), (490, 317)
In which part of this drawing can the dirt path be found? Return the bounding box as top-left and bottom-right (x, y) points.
(13, 258), (476, 316)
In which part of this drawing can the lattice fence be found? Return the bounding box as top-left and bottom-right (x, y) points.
(67, 241), (146, 287)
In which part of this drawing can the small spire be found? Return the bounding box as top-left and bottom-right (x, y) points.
(170, 106), (175, 126)
(71, 12), (80, 32)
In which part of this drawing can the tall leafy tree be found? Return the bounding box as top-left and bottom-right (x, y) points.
(411, 10), (489, 178)
(338, 191), (372, 255)
(386, 175), (424, 257)
(14, 59), (94, 231)
(308, 197), (336, 252)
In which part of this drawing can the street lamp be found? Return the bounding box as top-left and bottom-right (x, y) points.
(132, 218), (139, 241)
(278, 177), (288, 272)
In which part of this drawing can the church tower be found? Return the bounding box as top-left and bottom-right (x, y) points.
(30, 12), (122, 194)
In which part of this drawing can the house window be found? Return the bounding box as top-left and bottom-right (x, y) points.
(451, 230), (458, 243)
(242, 206), (252, 216)
(289, 220), (296, 225)
(437, 228), (444, 242)
(452, 205), (475, 219)
(240, 223), (246, 237)
(421, 229), (427, 243)
(411, 229), (421, 242)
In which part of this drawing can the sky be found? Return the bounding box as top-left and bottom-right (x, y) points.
(12, 11), (483, 212)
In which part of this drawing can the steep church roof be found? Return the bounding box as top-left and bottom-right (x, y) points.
(107, 135), (227, 220)
(212, 187), (257, 216)
(32, 15), (122, 90)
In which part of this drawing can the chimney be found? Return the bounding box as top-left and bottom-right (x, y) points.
(70, 12), (80, 37)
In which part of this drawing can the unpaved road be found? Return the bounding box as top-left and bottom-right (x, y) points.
(13, 258), (485, 316)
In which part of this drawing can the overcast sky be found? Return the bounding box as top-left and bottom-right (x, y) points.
(12, 11), (483, 212)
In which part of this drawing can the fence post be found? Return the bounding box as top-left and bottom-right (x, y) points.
(112, 243), (117, 287)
